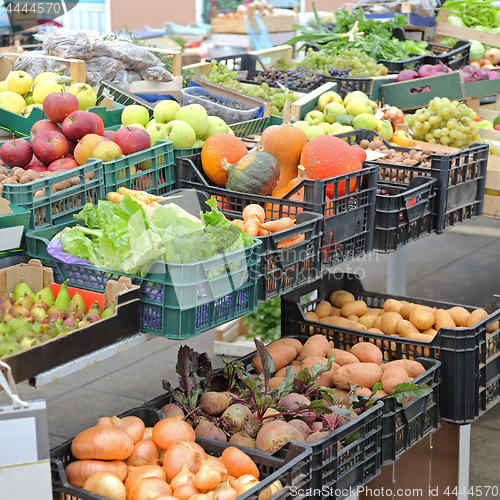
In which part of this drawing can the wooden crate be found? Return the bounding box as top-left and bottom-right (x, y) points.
(210, 13), (295, 34)
(434, 10), (500, 47)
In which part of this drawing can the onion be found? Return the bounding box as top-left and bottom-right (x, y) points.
(111, 415), (145, 444)
(125, 465), (167, 494)
(238, 481), (261, 494)
(71, 417), (134, 461)
(194, 460), (222, 491)
(83, 472), (126, 500)
(65, 459), (128, 488)
(126, 439), (160, 467)
(229, 474), (259, 492)
(205, 457), (228, 481)
(190, 494), (216, 500)
(485, 49), (500, 65)
(212, 481), (239, 500)
(489, 71), (500, 80)
(153, 417), (195, 451)
(417, 64), (435, 78)
(170, 463), (195, 491)
(221, 447), (259, 479)
(172, 476), (200, 500)
(162, 440), (207, 479)
(395, 69), (418, 82)
(129, 476), (172, 500)
(142, 427), (154, 441)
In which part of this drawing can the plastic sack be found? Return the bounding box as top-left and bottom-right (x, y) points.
(47, 239), (93, 267)
(107, 41), (164, 71)
(353, 0), (438, 17)
(85, 57), (126, 86)
(14, 54), (48, 78)
(111, 69), (142, 87)
(139, 65), (173, 82)
(42, 28), (114, 61)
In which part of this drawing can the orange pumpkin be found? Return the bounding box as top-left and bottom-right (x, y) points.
(260, 101), (307, 192)
(201, 133), (248, 186)
(300, 136), (365, 199)
(266, 165), (307, 219)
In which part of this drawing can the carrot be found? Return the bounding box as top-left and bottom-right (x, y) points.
(262, 217), (295, 232)
(242, 204), (265, 237)
(258, 226), (270, 236)
(277, 233), (305, 249)
(231, 219), (245, 230)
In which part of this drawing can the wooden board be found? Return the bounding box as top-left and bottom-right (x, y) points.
(210, 14), (295, 34)
(290, 82), (337, 121)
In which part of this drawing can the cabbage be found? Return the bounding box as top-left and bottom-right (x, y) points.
(469, 40), (485, 61)
(440, 36), (458, 46)
(447, 16), (466, 26)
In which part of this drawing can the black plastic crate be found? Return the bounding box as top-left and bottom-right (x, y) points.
(380, 357), (440, 465)
(176, 153), (377, 269)
(336, 129), (488, 234)
(375, 174), (437, 252)
(142, 388), (382, 500)
(50, 405), (312, 500)
(281, 271), (500, 424)
(424, 40), (471, 71)
(256, 211), (323, 301)
(323, 75), (374, 98)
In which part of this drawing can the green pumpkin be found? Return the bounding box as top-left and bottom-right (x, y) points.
(223, 150), (280, 196)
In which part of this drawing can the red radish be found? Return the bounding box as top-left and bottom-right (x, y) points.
(396, 69), (418, 82)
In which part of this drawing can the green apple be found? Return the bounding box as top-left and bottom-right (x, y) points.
(33, 72), (60, 88)
(324, 102), (347, 124)
(154, 100), (181, 124)
(0, 81), (8, 93)
(329, 123), (354, 136)
(148, 118), (157, 126)
(192, 138), (204, 148)
(202, 116), (229, 139)
(175, 104), (209, 138)
(122, 104), (150, 127)
(343, 91), (368, 107)
(24, 91), (34, 105)
(7, 70), (33, 95)
(318, 122), (332, 133)
(145, 122), (166, 146)
(138, 159), (152, 171)
(380, 120), (393, 142)
(304, 110), (326, 126)
(0, 91), (26, 114)
(20, 103), (43, 117)
(92, 141), (123, 162)
(67, 83), (97, 110)
(305, 125), (326, 141)
(33, 79), (62, 104)
(352, 113), (382, 132)
(293, 121), (310, 133)
(317, 91), (343, 112)
(126, 123), (146, 130)
(345, 98), (375, 117)
(162, 120), (196, 148)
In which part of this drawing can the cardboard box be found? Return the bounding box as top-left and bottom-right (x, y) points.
(0, 259), (141, 385)
(0, 199), (30, 252)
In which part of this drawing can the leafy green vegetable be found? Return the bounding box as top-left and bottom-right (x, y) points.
(437, 0), (500, 28)
(55, 196), (253, 276)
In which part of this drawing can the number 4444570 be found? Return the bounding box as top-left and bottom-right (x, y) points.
(5, 2), (66, 15)
(444, 486), (499, 496)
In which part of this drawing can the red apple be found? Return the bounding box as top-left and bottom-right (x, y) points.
(27, 164), (47, 172)
(62, 110), (98, 142)
(67, 139), (77, 155)
(102, 130), (116, 141)
(0, 138), (32, 168)
(92, 113), (104, 135)
(32, 130), (69, 165)
(48, 156), (78, 172)
(113, 126), (151, 155)
(43, 91), (80, 124)
(30, 120), (62, 142)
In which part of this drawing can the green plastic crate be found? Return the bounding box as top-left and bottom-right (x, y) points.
(0, 203), (31, 251)
(25, 221), (261, 339)
(1, 159), (104, 230)
(173, 146), (202, 161)
(102, 140), (175, 195)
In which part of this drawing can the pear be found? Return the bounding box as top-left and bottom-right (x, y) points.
(39, 333), (51, 343)
(32, 320), (43, 336)
(34, 282), (55, 306)
(32, 299), (49, 312)
(15, 326), (33, 341)
(0, 321), (10, 335)
(12, 279), (35, 303)
(89, 301), (103, 316)
(101, 302), (115, 319)
(19, 337), (36, 350)
(79, 318), (91, 328)
(30, 306), (48, 323)
(48, 320), (60, 338)
(63, 313), (77, 328)
(8, 316), (27, 332)
(47, 303), (64, 318)
(14, 293), (34, 311)
(54, 280), (71, 310)
(4, 341), (22, 355)
(54, 317), (65, 334)
(0, 289), (10, 304)
(66, 293), (88, 315)
(69, 320), (81, 331)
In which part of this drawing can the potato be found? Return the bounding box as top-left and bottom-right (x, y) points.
(314, 301), (332, 319)
(383, 299), (403, 314)
(305, 311), (319, 322)
(487, 321), (500, 334)
(276, 365), (301, 377)
(421, 328), (438, 337)
(332, 388), (350, 402)
(279, 338), (302, 355)
(358, 314), (377, 329)
(365, 308), (383, 316)
(396, 319), (420, 338)
(341, 300), (368, 318)
(399, 304), (412, 320)
(381, 366), (411, 394)
(467, 309), (488, 328)
(378, 309), (386, 316)
(322, 316), (358, 330)
(350, 342), (383, 364)
(332, 363), (383, 390)
(434, 309), (456, 330)
(381, 360), (425, 378)
(367, 328), (385, 335)
(252, 343), (297, 374)
(356, 387), (388, 398)
(448, 306), (470, 327)
(372, 317), (382, 330)
(347, 315), (359, 322)
(409, 307), (435, 331)
(268, 377), (285, 390)
(405, 332), (435, 342)
(300, 357), (339, 388)
(299, 334), (330, 359)
(330, 290), (355, 308)
(381, 312), (403, 335)
(327, 348), (360, 366)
